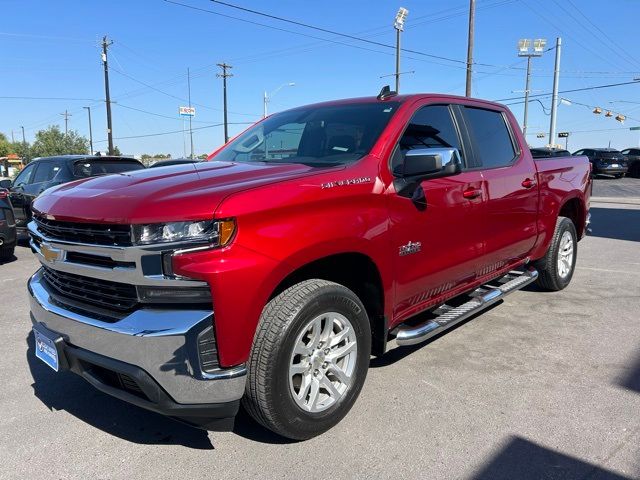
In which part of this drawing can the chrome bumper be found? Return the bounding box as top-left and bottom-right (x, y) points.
(28, 269), (246, 404)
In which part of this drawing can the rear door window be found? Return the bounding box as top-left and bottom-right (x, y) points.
(463, 107), (517, 169)
(32, 162), (61, 184)
(73, 160), (144, 178)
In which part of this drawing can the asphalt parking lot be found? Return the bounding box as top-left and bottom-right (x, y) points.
(0, 182), (639, 479)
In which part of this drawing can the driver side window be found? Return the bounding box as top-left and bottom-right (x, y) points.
(13, 163), (37, 186)
(392, 104), (463, 175)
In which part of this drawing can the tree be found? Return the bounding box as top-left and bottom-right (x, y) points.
(30, 125), (89, 158)
(0, 133), (15, 157)
(197, 153), (208, 160)
(113, 146), (122, 156)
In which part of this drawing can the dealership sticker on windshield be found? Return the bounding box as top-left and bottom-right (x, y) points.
(34, 328), (59, 372)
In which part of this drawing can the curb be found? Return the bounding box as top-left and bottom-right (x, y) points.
(591, 196), (640, 205)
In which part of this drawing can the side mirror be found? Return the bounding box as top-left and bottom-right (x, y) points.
(0, 179), (11, 189)
(400, 148), (462, 179)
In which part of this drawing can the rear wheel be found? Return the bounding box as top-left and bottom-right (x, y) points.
(533, 216), (577, 291)
(243, 279), (371, 440)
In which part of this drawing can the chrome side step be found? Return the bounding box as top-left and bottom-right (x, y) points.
(394, 268), (538, 346)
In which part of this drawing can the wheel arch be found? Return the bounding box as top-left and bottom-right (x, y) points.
(269, 252), (388, 356)
(558, 196), (587, 239)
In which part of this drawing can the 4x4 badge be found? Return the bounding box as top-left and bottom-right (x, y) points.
(399, 241), (421, 256)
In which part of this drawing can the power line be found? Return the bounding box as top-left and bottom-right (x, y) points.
(495, 79), (640, 102)
(0, 96), (102, 101)
(563, 0), (640, 70)
(92, 121), (253, 142)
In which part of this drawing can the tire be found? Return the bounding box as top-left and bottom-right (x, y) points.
(0, 246), (14, 261)
(533, 216), (577, 291)
(243, 279), (371, 440)
(615, 173), (624, 179)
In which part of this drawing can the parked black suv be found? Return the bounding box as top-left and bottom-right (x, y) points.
(572, 148), (628, 177)
(621, 148), (640, 178)
(0, 155), (145, 233)
(0, 188), (17, 261)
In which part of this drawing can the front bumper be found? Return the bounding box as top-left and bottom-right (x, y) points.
(29, 269), (246, 429)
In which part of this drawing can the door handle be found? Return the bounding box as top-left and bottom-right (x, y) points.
(521, 178), (537, 189)
(463, 188), (482, 199)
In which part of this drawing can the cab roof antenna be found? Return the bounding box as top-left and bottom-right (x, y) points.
(377, 85), (398, 100)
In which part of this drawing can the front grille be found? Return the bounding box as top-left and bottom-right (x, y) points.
(65, 251), (136, 269)
(34, 215), (132, 246)
(42, 266), (138, 312)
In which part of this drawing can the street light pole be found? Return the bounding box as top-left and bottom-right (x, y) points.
(394, 7), (408, 93)
(517, 38), (546, 141)
(523, 56), (532, 138)
(83, 106), (94, 155)
(263, 82), (295, 118)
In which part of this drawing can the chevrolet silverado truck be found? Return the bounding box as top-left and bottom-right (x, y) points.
(28, 91), (591, 440)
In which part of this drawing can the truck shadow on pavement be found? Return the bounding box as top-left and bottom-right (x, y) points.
(588, 207), (640, 242)
(470, 436), (633, 480)
(25, 332), (217, 449)
(25, 332), (293, 447)
(370, 303), (503, 368)
(618, 350), (640, 394)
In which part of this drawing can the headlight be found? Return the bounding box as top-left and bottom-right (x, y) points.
(132, 219), (236, 246)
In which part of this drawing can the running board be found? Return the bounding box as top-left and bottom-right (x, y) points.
(394, 268), (538, 346)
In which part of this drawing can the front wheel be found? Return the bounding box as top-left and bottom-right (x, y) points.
(243, 279), (371, 440)
(533, 216), (577, 291)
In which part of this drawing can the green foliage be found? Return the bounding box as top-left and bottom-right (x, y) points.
(0, 133), (15, 157)
(140, 153), (171, 159)
(197, 153), (208, 160)
(30, 125), (89, 158)
(112, 146), (122, 156)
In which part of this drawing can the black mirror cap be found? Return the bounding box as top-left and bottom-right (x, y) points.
(0, 179), (12, 189)
(401, 148), (462, 180)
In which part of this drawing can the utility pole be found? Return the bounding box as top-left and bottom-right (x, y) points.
(83, 106), (94, 155)
(393, 8), (408, 93)
(465, 0), (475, 97)
(60, 110), (71, 136)
(102, 35), (114, 155)
(516, 39), (546, 140)
(548, 37), (562, 148)
(187, 68), (194, 158)
(217, 63), (233, 143)
(20, 126), (27, 164)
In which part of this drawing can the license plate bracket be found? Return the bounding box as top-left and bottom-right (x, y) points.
(33, 324), (67, 372)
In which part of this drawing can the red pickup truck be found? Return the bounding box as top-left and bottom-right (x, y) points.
(28, 92), (591, 440)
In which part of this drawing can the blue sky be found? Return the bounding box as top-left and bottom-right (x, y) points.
(2, 0), (639, 157)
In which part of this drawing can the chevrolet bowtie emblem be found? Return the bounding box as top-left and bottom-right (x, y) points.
(40, 243), (63, 263)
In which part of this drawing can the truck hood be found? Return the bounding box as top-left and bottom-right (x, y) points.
(33, 161), (320, 224)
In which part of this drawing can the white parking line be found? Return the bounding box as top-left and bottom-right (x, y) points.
(578, 266), (640, 275)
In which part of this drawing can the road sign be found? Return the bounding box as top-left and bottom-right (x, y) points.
(558, 132), (570, 138)
(630, 126), (640, 131)
(179, 106), (195, 117)
(536, 133), (545, 138)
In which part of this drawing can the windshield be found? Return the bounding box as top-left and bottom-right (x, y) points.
(214, 102), (400, 167)
(73, 160), (144, 178)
